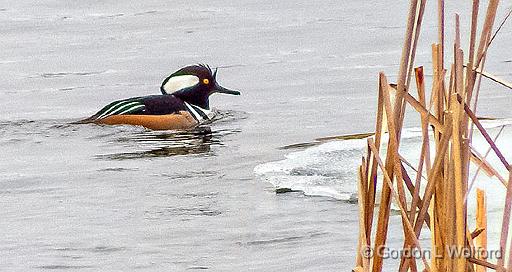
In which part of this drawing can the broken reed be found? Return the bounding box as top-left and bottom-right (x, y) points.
(353, 0), (512, 271)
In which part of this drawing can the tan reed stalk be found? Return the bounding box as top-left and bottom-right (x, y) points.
(368, 137), (431, 271)
(498, 172), (512, 271)
(475, 0), (500, 68)
(365, 77), (387, 246)
(471, 69), (512, 90)
(357, 161), (369, 271)
(475, 189), (487, 272)
(399, 161), (431, 228)
(469, 257), (497, 270)
(437, 0), (445, 69)
(470, 147), (507, 186)
(371, 1), (425, 269)
(410, 68), (428, 226)
(453, 14), (468, 271)
(461, 97), (510, 170)
(406, 117), (453, 271)
(466, 126), (507, 198)
(451, 94), (466, 271)
(398, 67), (430, 271)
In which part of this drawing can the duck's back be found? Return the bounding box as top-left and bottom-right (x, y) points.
(79, 95), (200, 130)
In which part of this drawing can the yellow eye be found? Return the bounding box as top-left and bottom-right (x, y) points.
(203, 78), (209, 85)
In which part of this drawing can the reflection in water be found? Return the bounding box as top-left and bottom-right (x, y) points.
(96, 126), (240, 160)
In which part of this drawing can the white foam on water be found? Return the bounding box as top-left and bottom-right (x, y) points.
(254, 139), (367, 201)
(255, 119), (512, 250)
(253, 125), (446, 201)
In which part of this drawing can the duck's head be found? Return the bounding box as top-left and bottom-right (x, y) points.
(160, 64), (240, 109)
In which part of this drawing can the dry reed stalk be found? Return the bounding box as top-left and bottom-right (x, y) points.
(393, 0), (426, 226)
(466, 126), (507, 199)
(431, 43), (448, 272)
(471, 8), (512, 141)
(367, 138), (431, 272)
(461, 97), (510, 170)
(396, 0), (420, 92)
(414, 67), (432, 173)
(383, 72), (407, 241)
(362, 155), (369, 225)
(353, 267), (365, 272)
(356, 165), (364, 268)
(488, 9), (512, 46)
(475, 189), (487, 272)
(400, 156), (427, 182)
(475, 0), (500, 68)
(469, 148), (507, 186)
(402, 93), (445, 133)
(445, 108), (456, 271)
(403, 117), (453, 272)
(365, 76), (387, 245)
(461, 1), (482, 192)
(399, 162), (431, 227)
(469, 2), (498, 144)
(431, 44), (445, 144)
(415, 66), (438, 270)
(455, 14), (472, 211)
(471, 68), (512, 90)
(400, 0), (427, 134)
(451, 95), (466, 271)
(446, 63), (455, 111)
(405, 0), (426, 90)
(470, 153), (494, 178)
(371, 0), (426, 268)
(469, 52), (487, 147)
(498, 172), (512, 271)
(398, 67), (430, 271)
(437, 0), (445, 68)
(371, 78), (400, 271)
(357, 162), (370, 271)
(469, 257), (497, 270)
(398, 162), (429, 272)
(468, 0), (480, 66)
(453, 15), (468, 270)
(363, 149), (373, 250)
(471, 229), (484, 240)
(465, 0), (481, 108)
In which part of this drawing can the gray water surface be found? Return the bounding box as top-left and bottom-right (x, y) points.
(1, 0), (511, 271)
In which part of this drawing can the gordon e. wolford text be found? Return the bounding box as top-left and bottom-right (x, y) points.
(363, 246), (502, 260)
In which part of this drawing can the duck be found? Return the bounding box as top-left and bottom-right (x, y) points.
(77, 64), (240, 130)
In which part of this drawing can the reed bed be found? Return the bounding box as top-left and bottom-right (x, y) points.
(353, 0), (512, 271)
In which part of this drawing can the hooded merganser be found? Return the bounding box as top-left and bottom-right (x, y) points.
(78, 64), (240, 130)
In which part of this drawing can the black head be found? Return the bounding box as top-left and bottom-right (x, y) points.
(160, 64), (240, 109)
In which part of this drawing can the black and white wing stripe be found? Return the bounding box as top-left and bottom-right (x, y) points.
(91, 98), (146, 120)
(183, 102), (215, 123)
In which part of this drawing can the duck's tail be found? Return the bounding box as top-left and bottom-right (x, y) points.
(70, 114), (100, 124)
(70, 100), (120, 124)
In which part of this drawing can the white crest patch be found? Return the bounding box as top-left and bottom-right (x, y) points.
(162, 75), (199, 94)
